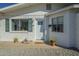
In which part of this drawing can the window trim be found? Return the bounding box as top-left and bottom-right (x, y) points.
(10, 18), (32, 32)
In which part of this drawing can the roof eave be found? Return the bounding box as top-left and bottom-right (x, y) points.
(0, 3), (36, 12)
(46, 4), (79, 16)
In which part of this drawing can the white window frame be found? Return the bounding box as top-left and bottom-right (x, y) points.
(9, 19), (29, 32)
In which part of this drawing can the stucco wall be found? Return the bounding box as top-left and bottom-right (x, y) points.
(47, 11), (76, 48)
(66, 11), (76, 47)
(0, 14), (46, 41)
(0, 19), (34, 41)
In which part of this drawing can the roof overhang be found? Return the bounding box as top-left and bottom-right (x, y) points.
(0, 3), (37, 13)
(0, 3), (38, 19)
(46, 4), (79, 16)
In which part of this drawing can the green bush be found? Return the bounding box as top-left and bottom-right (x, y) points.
(13, 38), (18, 43)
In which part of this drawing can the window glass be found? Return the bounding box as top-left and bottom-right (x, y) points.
(57, 16), (63, 24)
(52, 18), (57, 32)
(11, 19), (32, 31)
(20, 20), (28, 31)
(38, 21), (43, 25)
(12, 20), (19, 31)
(52, 16), (64, 32)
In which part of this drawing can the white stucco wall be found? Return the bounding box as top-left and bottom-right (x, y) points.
(0, 15), (46, 41)
(64, 9), (79, 49)
(66, 11), (76, 47)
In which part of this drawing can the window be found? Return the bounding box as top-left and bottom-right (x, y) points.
(38, 21), (43, 25)
(52, 18), (57, 32)
(12, 20), (19, 31)
(20, 20), (28, 31)
(12, 19), (32, 31)
(52, 16), (64, 32)
(46, 4), (52, 10)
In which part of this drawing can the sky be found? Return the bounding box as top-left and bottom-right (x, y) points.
(0, 3), (16, 8)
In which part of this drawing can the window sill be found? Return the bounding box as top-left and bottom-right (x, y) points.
(10, 31), (29, 33)
(52, 31), (64, 34)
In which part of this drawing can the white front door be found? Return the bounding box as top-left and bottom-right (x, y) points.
(35, 18), (44, 40)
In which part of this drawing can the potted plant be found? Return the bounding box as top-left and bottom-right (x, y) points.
(14, 38), (18, 43)
(49, 39), (56, 46)
(21, 38), (28, 43)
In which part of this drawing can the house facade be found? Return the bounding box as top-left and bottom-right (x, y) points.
(0, 3), (79, 49)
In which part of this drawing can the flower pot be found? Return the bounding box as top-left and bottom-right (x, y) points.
(50, 40), (56, 46)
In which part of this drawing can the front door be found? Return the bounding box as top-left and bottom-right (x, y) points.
(35, 18), (44, 40)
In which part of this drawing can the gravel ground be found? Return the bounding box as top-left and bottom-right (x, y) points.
(0, 42), (79, 56)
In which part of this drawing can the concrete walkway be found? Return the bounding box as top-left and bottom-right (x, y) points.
(0, 42), (79, 56)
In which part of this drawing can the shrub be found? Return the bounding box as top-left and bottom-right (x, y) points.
(14, 38), (18, 43)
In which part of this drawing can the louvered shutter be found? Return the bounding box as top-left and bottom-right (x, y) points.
(28, 18), (33, 32)
(5, 19), (9, 32)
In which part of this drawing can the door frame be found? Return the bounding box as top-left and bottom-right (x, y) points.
(35, 18), (44, 40)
